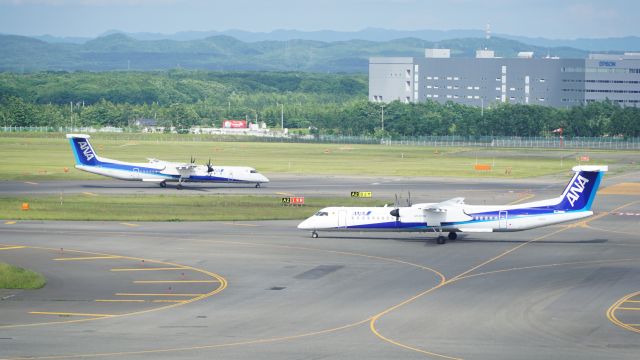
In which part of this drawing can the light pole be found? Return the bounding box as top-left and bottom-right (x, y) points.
(380, 105), (385, 131)
(280, 103), (284, 130)
(480, 97), (484, 117)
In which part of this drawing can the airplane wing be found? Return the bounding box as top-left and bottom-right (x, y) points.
(424, 197), (465, 212)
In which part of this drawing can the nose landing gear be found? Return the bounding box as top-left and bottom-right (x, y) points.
(311, 231), (319, 238)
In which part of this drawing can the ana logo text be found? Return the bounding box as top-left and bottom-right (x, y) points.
(78, 141), (95, 161)
(566, 175), (589, 207)
(353, 211), (372, 216)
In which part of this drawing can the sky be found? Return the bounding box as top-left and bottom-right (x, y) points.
(0, 0), (637, 39)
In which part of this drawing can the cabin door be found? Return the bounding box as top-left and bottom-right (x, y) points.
(499, 211), (508, 229)
(338, 210), (348, 228)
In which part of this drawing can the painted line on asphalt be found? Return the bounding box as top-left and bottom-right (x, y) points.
(0, 243), (227, 330)
(4, 221), (17, 225)
(24, 181), (38, 185)
(110, 267), (188, 272)
(115, 293), (202, 297)
(95, 300), (146, 303)
(82, 192), (98, 197)
(607, 291), (640, 335)
(29, 312), (114, 318)
(133, 280), (219, 284)
(54, 256), (121, 261)
(0, 246), (25, 251)
(120, 223), (139, 227)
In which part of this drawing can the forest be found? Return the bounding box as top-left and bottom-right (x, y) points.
(1, 70), (639, 138)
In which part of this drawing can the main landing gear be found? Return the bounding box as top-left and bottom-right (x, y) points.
(435, 231), (457, 245)
(159, 181), (167, 188)
(255, 183), (261, 188)
(311, 231), (319, 238)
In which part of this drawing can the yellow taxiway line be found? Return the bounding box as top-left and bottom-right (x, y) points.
(0, 246), (25, 251)
(133, 280), (219, 284)
(29, 311), (114, 317)
(54, 256), (121, 261)
(115, 293), (203, 297)
(110, 267), (187, 272)
(95, 299), (146, 303)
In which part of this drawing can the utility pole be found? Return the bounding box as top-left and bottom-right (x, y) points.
(380, 105), (385, 131)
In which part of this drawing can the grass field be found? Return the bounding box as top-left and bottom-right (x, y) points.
(0, 195), (385, 221)
(0, 134), (626, 181)
(0, 262), (46, 289)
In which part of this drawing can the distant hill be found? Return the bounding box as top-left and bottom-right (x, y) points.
(0, 33), (592, 73)
(31, 28), (640, 52)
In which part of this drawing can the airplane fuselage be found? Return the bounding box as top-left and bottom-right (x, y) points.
(297, 204), (592, 233)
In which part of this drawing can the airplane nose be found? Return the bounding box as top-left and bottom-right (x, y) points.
(260, 174), (270, 183)
(297, 218), (311, 230)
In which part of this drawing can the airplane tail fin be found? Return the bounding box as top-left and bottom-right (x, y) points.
(554, 165), (608, 211)
(66, 134), (100, 166)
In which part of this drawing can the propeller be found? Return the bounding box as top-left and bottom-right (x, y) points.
(190, 156), (195, 164)
(406, 191), (412, 206)
(206, 158), (214, 174)
(389, 194), (400, 219)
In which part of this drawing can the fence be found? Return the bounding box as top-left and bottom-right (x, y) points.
(1, 127), (639, 150)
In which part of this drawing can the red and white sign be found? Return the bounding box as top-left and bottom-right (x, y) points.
(222, 120), (247, 128)
(580, 155), (590, 162)
(290, 197), (305, 205)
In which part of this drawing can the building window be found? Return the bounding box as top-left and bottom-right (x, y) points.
(474, 86), (480, 90)
(433, 94), (439, 98)
(454, 77), (459, 80)
(540, 79), (545, 82)
(446, 77), (452, 80)
(434, 76), (439, 80)
(427, 76), (432, 80)
(406, 69), (411, 77)
(495, 87), (500, 91)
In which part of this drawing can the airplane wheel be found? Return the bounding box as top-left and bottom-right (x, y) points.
(176, 184), (183, 190)
(448, 232), (457, 240)
(436, 236), (447, 245)
(311, 231), (318, 238)
(159, 181), (167, 188)
(255, 183), (261, 188)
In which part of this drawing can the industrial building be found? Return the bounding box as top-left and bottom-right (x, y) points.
(369, 50), (640, 108)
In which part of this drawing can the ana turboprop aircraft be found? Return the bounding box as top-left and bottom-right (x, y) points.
(67, 134), (269, 189)
(298, 165), (607, 244)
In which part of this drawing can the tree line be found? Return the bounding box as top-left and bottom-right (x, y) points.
(1, 70), (639, 137)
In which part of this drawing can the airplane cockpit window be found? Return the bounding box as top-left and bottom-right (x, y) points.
(315, 211), (329, 216)
(250, 170), (257, 173)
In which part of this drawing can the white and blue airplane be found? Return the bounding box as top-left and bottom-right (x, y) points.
(67, 134), (269, 189)
(298, 165), (607, 244)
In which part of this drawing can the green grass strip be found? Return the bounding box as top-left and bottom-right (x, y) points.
(0, 262), (46, 289)
(0, 136), (624, 180)
(0, 195), (387, 221)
